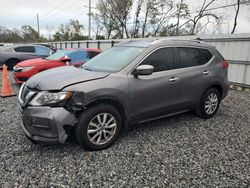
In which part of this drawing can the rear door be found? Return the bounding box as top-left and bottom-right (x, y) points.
(129, 47), (181, 121)
(14, 46), (38, 60)
(175, 47), (214, 109)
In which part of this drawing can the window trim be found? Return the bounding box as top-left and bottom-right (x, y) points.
(174, 46), (215, 70)
(129, 46), (178, 75)
(14, 46), (36, 53)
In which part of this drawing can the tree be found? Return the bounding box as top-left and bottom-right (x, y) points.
(231, 0), (240, 33)
(21, 25), (40, 42)
(131, 0), (143, 38)
(179, 0), (222, 35)
(94, 0), (118, 39)
(53, 19), (87, 41)
(94, 0), (133, 38)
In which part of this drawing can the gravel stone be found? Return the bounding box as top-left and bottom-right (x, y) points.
(0, 71), (250, 187)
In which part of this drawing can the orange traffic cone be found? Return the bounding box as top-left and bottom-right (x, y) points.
(1, 64), (16, 97)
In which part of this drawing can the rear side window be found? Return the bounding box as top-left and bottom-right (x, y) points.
(88, 51), (100, 59)
(177, 47), (213, 68)
(35, 46), (50, 56)
(14, 46), (35, 53)
(141, 47), (175, 72)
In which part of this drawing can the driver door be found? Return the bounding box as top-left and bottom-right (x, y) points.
(129, 47), (181, 121)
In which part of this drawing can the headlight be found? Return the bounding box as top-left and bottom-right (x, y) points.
(21, 66), (35, 72)
(29, 91), (73, 106)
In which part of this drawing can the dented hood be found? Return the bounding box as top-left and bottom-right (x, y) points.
(26, 66), (109, 91)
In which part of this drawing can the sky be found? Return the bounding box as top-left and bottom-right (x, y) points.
(0, 0), (250, 38)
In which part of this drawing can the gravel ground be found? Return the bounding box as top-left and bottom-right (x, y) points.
(0, 71), (250, 187)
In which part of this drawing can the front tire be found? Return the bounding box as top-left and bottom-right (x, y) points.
(75, 104), (122, 151)
(195, 88), (221, 119)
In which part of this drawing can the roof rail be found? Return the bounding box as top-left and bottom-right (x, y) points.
(153, 38), (204, 44)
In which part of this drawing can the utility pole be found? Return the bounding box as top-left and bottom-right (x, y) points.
(88, 0), (91, 39)
(36, 13), (40, 38)
(176, 0), (183, 36)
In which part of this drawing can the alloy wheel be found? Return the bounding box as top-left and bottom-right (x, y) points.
(87, 113), (117, 145)
(204, 93), (219, 115)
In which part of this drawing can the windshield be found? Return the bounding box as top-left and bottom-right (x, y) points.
(46, 50), (70, 60)
(84, 46), (146, 73)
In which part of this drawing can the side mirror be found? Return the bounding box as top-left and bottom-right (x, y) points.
(60, 56), (71, 63)
(133, 65), (154, 77)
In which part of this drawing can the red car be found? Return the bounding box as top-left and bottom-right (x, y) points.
(13, 48), (101, 84)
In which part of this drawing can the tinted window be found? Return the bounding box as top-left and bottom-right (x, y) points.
(141, 47), (175, 72)
(14, 46), (35, 53)
(69, 51), (88, 63)
(177, 47), (213, 68)
(35, 46), (50, 56)
(88, 51), (100, 59)
(200, 48), (213, 63)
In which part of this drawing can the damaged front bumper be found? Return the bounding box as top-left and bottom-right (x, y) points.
(18, 105), (77, 144)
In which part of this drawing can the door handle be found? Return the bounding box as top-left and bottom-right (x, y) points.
(203, 70), (209, 75)
(169, 77), (179, 82)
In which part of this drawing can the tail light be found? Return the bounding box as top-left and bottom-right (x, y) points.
(223, 60), (229, 69)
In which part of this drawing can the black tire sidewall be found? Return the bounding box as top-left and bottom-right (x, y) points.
(75, 104), (122, 150)
(199, 88), (221, 119)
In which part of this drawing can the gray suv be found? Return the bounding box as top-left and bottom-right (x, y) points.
(18, 39), (229, 150)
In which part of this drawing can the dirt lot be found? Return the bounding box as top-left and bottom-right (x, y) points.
(0, 71), (250, 187)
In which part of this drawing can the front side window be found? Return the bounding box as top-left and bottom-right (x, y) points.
(14, 46), (35, 53)
(84, 46), (145, 73)
(140, 47), (175, 72)
(87, 51), (100, 59)
(177, 47), (213, 68)
(46, 50), (69, 60)
(69, 51), (88, 63)
(35, 46), (50, 56)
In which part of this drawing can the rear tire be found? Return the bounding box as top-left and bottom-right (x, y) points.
(195, 88), (221, 119)
(6, 59), (20, 70)
(75, 104), (122, 151)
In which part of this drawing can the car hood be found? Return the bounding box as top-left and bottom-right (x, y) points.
(17, 58), (52, 67)
(26, 66), (109, 91)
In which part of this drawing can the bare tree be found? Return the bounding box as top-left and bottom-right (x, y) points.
(141, 0), (151, 37)
(147, 0), (176, 37)
(231, 0), (240, 33)
(46, 25), (54, 41)
(182, 0), (221, 35)
(132, 0), (143, 38)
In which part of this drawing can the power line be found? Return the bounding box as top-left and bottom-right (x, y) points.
(190, 1), (250, 14)
(39, 0), (69, 18)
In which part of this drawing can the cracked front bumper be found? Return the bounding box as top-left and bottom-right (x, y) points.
(18, 105), (77, 144)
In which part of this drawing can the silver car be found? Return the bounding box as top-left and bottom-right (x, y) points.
(0, 45), (53, 69)
(18, 39), (229, 150)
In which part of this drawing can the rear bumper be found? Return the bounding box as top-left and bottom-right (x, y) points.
(18, 105), (77, 144)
